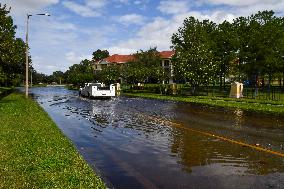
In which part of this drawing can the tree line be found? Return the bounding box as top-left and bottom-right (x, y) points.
(62, 48), (167, 87)
(172, 10), (284, 93)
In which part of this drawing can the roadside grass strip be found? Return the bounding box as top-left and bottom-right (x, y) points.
(124, 93), (284, 115)
(0, 93), (106, 189)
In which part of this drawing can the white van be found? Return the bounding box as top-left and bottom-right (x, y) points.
(79, 83), (115, 98)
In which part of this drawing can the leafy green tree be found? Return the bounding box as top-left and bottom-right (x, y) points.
(252, 11), (284, 90)
(122, 61), (148, 84)
(171, 17), (217, 94)
(171, 10), (284, 96)
(92, 49), (109, 61)
(234, 11), (284, 94)
(0, 4), (26, 86)
(32, 71), (49, 84)
(213, 21), (239, 88)
(277, 35), (284, 90)
(51, 71), (64, 84)
(122, 47), (164, 84)
(65, 59), (94, 86)
(100, 64), (121, 84)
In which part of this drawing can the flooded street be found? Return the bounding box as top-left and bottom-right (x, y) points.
(30, 87), (284, 189)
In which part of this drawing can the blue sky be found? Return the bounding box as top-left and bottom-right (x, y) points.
(2, 0), (284, 75)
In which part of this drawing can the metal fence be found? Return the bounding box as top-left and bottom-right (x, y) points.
(122, 84), (284, 101)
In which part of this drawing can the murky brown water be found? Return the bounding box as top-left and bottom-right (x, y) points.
(30, 87), (284, 189)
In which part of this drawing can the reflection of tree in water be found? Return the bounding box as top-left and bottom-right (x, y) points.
(90, 99), (119, 126)
(234, 109), (244, 128)
(92, 114), (109, 125)
(170, 127), (284, 175)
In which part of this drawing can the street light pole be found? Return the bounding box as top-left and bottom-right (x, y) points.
(25, 13), (50, 98)
(25, 14), (30, 97)
(31, 67), (33, 87)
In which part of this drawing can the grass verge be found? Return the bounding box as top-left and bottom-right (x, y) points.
(124, 93), (284, 116)
(66, 85), (79, 90)
(0, 92), (106, 189)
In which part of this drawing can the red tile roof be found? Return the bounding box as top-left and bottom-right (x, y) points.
(159, 51), (175, 59)
(105, 54), (134, 63)
(102, 51), (175, 64)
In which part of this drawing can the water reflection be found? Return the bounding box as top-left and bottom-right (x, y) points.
(170, 128), (284, 175)
(234, 109), (244, 127)
(29, 87), (284, 189)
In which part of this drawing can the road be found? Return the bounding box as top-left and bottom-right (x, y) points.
(30, 87), (284, 189)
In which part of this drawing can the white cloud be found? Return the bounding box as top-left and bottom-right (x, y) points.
(134, 1), (142, 5)
(65, 52), (92, 65)
(201, 0), (284, 16)
(108, 0), (284, 56)
(210, 11), (235, 23)
(133, 0), (149, 10)
(42, 19), (77, 31)
(116, 0), (129, 4)
(1, 0), (58, 17)
(118, 14), (145, 25)
(207, 0), (279, 7)
(62, 1), (101, 17)
(106, 17), (174, 54)
(107, 47), (136, 55)
(236, 1), (284, 16)
(106, 10), (238, 54)
(86, 0), (108, 8)
(173, 11), (236, 24)
(24, 15), (115, 74)
(158, 0), (189, 14)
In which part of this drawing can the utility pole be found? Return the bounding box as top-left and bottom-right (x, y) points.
(25, 14), (30, 97)
(31, 67), (33, 87)
(25, 13), (50, 98)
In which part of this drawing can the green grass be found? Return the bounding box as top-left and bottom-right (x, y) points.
(0, 93), (106, 189)
(124, 92), (284, 115)
(31, 84), (48, 87)
(66, 85), (79, 90)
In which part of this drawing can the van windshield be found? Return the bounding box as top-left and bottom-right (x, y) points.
(97, 86), (109, 90)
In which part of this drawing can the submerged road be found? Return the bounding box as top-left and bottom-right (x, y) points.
(30, 87), (284, 189)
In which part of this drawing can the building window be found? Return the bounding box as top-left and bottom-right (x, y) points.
(164, 60), (170, 67)
(164, 67), (170, 76)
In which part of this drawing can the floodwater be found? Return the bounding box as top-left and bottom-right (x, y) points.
(30, 87), (284, 189)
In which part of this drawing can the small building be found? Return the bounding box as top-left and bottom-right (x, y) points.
(229, 82), (243, 98)
(92, 51), (175, 83)
(93, 54), (134, 71)
(159, 51), (175, 84)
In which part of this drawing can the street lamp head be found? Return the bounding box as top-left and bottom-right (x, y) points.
(36, 13), (51, 16)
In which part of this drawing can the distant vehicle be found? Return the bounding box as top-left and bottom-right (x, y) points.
(79, 83), (115, 99)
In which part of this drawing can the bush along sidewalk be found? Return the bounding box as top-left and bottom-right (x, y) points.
(0, 92), (106, 189)
(0, 87), (14, 99)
